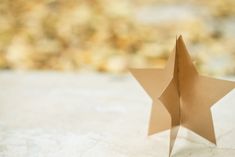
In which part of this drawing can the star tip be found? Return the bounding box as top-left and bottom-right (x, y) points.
(128, 68), (137, 73)
(177, 35), (183, 41)
(147, 130), (154, 136)
(169, 150), (173, 157)
(209, 138), (217, 146)
(176, 34), (182, 40)
(214, 140), (217, 146)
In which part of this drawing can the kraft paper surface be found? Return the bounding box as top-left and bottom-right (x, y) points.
(130, 36), (235, 157)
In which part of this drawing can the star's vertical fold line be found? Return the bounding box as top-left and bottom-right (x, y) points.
(159, 79), (180, 156)
(177, 35), (198, 76)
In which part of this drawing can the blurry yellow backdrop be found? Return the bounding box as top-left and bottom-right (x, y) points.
(0, 0), (234, 76)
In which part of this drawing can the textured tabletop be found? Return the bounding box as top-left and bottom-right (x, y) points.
(0, 71), (235, 157)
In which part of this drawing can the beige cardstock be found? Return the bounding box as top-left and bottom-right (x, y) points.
(130, 36), (235, 156)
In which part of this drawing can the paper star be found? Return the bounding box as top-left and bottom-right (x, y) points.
(130, 36), (235, 156)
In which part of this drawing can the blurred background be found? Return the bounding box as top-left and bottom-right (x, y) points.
(0, 0), (234, 76)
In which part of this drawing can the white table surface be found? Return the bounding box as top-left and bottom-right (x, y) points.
(0, 71), (235, 157)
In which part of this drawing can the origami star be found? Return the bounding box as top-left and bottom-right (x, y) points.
(130, 36), (235, 156)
